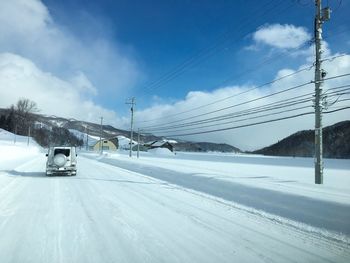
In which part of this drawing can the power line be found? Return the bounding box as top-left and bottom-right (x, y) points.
(326, 98), (350, 109)
(142, 24), (348, 98)
(138, 2), (350, 101)
(295, 0), (312, 6)
(152, 106), (350, 138)
(139, 0), (293, 95)
(142, 95), (315, 132)
(323, 21), (350, 39)
(324, 105), (350, 114)
(157, 112), (314, 137)
(142, 89), (349, 134)
(324, 86), (350, 95)
(331, 0), (343, 12)
(135, 5), (342, 115)
(321, 53), (348, 63)
(135, 54), (348, 125)
(135, 63), (314, 124)
(138, 83), (349, 141)
(148, 104), (313, 134)
(317, 72), (350, 82)
(138, 72), (350, 131)
(138, 80), (314, 129)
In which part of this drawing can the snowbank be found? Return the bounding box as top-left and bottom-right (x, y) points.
(148, 148), (174, 155)
(0, 129), (42, 169)
(117, 135), (138, 149)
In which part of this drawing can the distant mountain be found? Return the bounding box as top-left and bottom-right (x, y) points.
(26, 112), (242, 153)
(174, 142), (241, 153)
(35, 115), (131, 139)
(253, 121), (350, 159)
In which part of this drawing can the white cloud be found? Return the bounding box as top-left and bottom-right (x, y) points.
(0, 53), (121, 125)
(253, 24), (311, 49)
(129, 24), (347, 150)
(0, 0), (139, 95)
(70, 72), (98, 96)
(0, 2), (348, 151)
(0, 0), (139, 126)
(289, 41), (331, 64)
(134, 54), (350, 151)
(0, 0), (51, 37)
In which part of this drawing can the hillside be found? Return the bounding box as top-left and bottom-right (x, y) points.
(174, 141), (241, 153)
(33, 114), (241, 152)
(253, 121), (350, 159)
(0, 108), (241, 152)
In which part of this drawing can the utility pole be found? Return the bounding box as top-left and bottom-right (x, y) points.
(100, 117), (103, 154)
(314, 0), (330, 184)
(126, 97), (136, 157)
(27, 126), (31, 146)
(137, 128), (140, 158)
(85, 125), (89, 151)
(14, 124), (17, 144)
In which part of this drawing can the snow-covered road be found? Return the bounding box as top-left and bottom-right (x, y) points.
(0, 154), (349, 263)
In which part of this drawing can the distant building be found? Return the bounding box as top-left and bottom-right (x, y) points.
(92, 138), (118, 151)
(131, 144), (148, 152)
(144, 140), (174, 152)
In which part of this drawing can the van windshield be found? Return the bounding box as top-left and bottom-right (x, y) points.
(54, 149), (70, 157)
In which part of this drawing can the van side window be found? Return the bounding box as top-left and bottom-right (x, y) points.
(54, 149), (70, 156)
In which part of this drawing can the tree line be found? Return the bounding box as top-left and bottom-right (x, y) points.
(0, 99), (83, 147)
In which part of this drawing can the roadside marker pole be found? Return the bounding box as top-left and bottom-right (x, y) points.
(137, 129), (140, 158)
(14, 125), (17, 144)
(27, 126), (31, 146)
(85, 125), (89, 151)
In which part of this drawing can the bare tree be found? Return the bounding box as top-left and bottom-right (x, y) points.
(11, 98), (40, 135)
(15, 98), (39, 117)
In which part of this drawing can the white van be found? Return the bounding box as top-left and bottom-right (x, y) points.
(46, 146), (77, 176)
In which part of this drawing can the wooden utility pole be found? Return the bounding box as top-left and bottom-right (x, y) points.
(100, 117), (103, 154)
(126, 97), (136, 157)
(314, 0), (330, 184)
(137, 128), (140, 158)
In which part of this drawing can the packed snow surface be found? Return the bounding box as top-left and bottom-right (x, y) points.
(0, 130), (349, 262)
(147, 147), (174, 155)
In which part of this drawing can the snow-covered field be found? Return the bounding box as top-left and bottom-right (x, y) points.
(99, 150), (350, 205)
(0, 129), (349, 262)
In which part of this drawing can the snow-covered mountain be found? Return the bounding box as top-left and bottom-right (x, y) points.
(31, 113), (241, 153)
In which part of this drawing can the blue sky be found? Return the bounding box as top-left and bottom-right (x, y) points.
(41, 0), (350, 110)
(0, 0), (349, 149)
